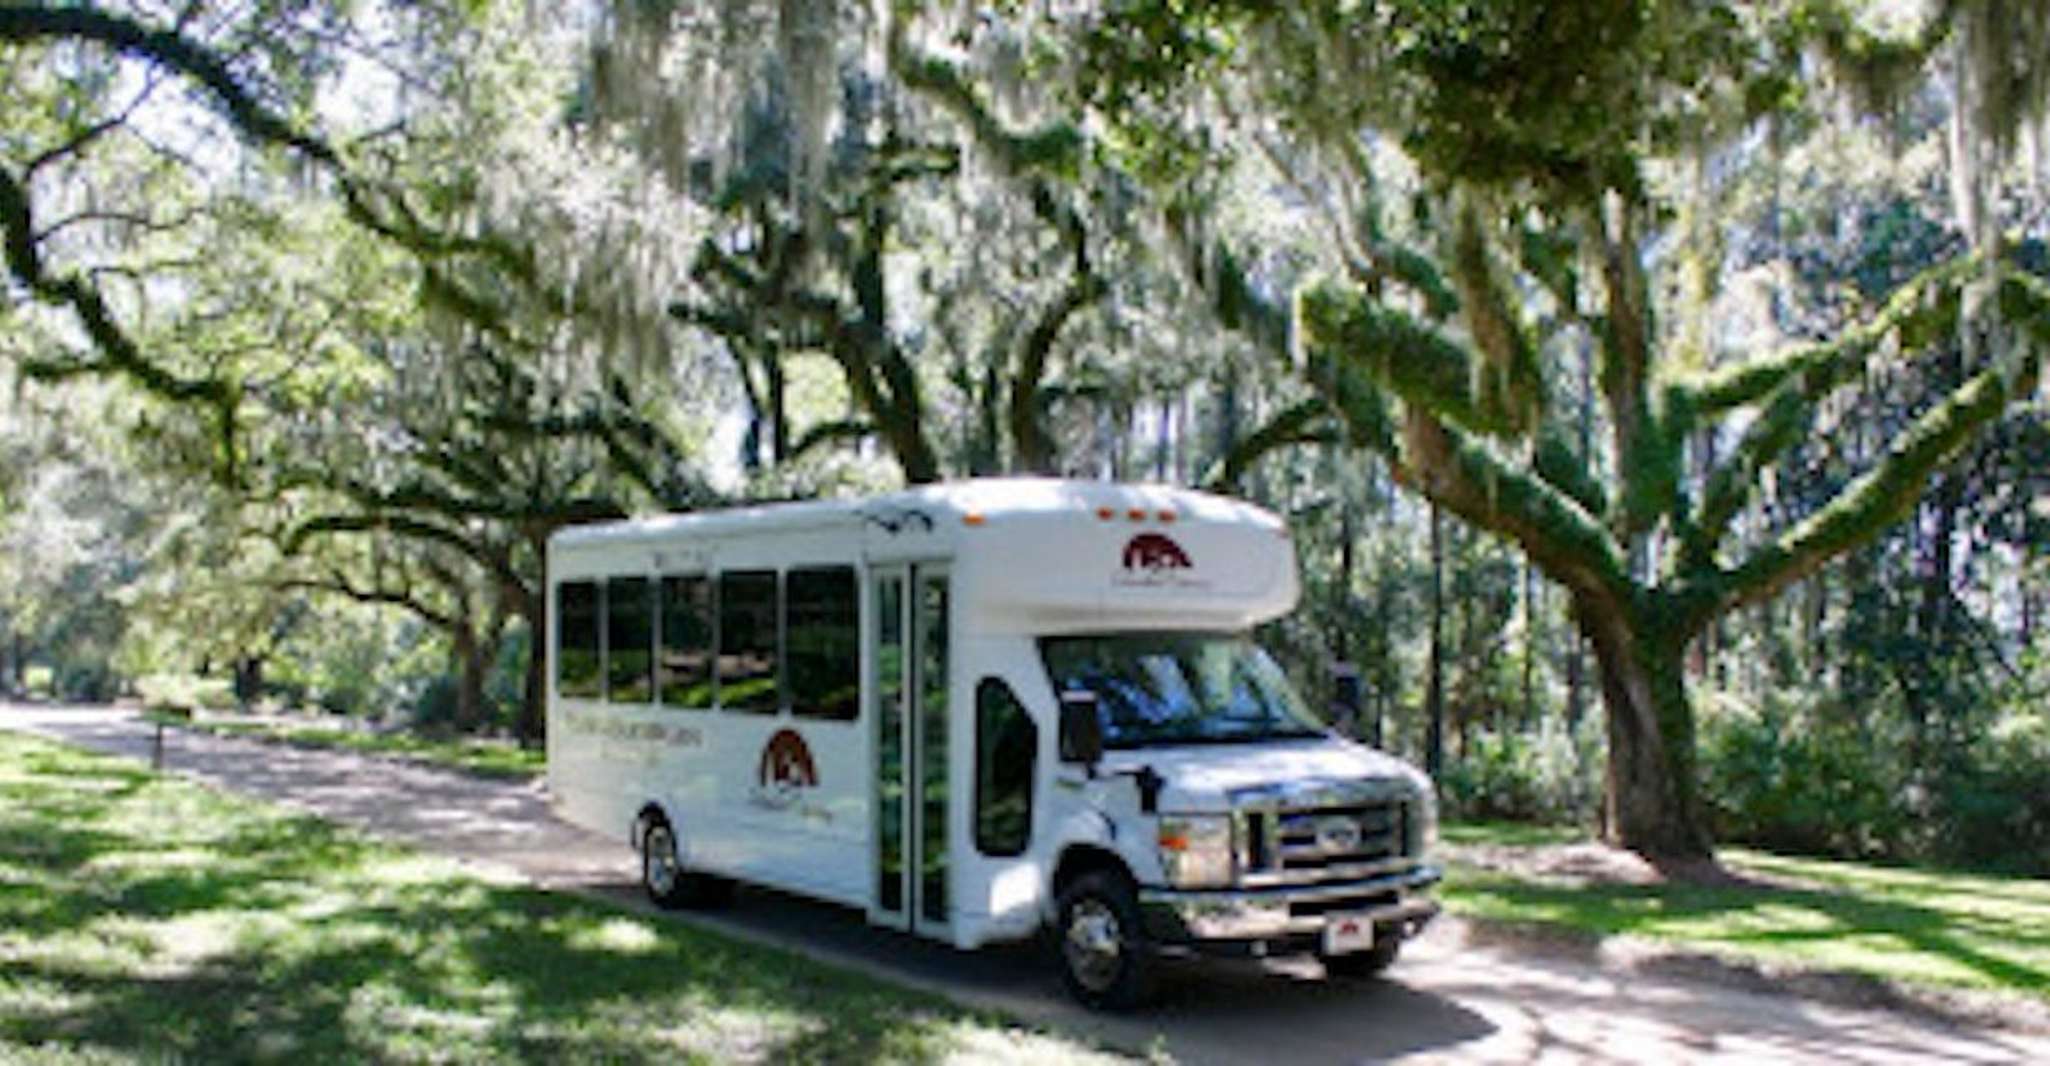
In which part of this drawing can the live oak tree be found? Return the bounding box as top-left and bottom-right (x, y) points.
(0, 2), (537, 480)
(5, 3), (718, 739)
(1071, 0), (2050, 861)
(598, 2), (1213, 485)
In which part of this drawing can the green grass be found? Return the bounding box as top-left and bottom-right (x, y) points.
(1439, 821), (2050, 1001)
(1440, 820), (1587, 848)
(0, 731), (1114, 1064)
(165, 717), (545, 780)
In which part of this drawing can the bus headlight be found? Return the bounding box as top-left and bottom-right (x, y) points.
(1157, 816), (1235, 888)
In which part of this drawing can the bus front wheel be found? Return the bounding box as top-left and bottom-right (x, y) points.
(1053, 870), (1157, 1010)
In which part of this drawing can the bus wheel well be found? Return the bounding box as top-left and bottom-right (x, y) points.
(632, 803), (670, 852)
(1053, 845), (1132, 899)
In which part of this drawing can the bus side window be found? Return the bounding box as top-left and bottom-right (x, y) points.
(974, 678), (1036, 857)
(788, 566), (858, 721)
(660, 575), (714, 709)
(557, 581), (602, 700)
(606, 576), (653, 704)
(719, 570), (780, 713)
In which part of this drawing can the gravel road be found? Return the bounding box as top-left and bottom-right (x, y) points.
(6, 702), (2043, 1065)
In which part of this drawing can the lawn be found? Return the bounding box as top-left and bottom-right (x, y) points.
(0, 731), (1112, 1064)
(164, 716), (545, 780)
(1439, 821), (2050, 1002)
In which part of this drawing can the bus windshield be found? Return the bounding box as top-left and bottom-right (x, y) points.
(1039, 632), (1327, 749)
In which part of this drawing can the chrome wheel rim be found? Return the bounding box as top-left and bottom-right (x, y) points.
(1064, 898), (1123, 992)
(644, 824), (680, 897)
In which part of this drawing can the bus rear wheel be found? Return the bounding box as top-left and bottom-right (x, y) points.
(640, 816), (731, 909)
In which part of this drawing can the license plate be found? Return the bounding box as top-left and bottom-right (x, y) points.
(1322, 912), (1376, 956)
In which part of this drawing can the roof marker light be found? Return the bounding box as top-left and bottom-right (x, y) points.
(1126, 508), (1147, 522)
(963, 512), (986, 527)
(1157, 510), (1177, 523)
(1096, 506), (1115, 520)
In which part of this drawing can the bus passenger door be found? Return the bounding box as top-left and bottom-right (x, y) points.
(869, 563), (950, 938)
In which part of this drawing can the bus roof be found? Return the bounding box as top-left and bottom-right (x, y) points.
(550, 479), (1298, 632)
(549, 478), (1286, 548)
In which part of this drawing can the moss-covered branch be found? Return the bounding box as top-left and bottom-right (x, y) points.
(1448, 196), (1544, 434)
(1595, 195), (1668, 535)
(1710, 271), (2047, 620)
(1398, 411), (1635, 609)
(1201, 397), (1341, 492)
(1303, 334), (1631, 607)
(1681, 258), (1971, 562)
(1300, 284), (1523, 438)
(1681, 257), (1971, 415)
(889, 41), (1084, 182)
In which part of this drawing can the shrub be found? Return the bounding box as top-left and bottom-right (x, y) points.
(1699, 708), (1911, 860)
(1696, 686), (2049, 876)
(411, 673), (462, 731)
(1440, 719), (1603, 825)
(1934, 711), (2050, 874)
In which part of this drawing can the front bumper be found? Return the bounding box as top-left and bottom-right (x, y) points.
(1138, 863), (1442, 947)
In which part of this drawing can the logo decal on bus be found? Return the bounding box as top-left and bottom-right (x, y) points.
(1122, 533), (1192, 572)
(1116, 532), (1209, 590)
(753, 728), (819, 810)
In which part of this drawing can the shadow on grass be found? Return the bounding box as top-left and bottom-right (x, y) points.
(1446, 870), (2050, 997)
(0, 734), (1009, 1064)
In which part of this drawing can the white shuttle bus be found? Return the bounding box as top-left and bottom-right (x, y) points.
(547, 478), (1440, 1007)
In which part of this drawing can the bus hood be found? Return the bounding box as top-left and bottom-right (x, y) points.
(1104, 735), (1431, 812)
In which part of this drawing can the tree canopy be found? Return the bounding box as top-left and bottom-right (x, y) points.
(2, 0), (2045, 865)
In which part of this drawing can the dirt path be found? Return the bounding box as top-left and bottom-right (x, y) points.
(6, 702), (2045, 1065)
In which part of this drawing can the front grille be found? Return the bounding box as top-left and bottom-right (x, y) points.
(1277, 802), (1406, 870)
(1240, 799), (1411, 883)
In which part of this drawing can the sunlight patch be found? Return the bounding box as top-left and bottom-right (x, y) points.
(931, 1019), (1123, 1065)
(566, 916), (660, 955)
(140, 913), (245, 972)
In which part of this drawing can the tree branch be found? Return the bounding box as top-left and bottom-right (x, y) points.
(1, 164), (240, 477)
(1683, 258), (1971, 562)
(1300, 284), (1523, 438)
(274, 573), (460, 633)
(1304, 336), (1632, 609)
(1201, 397), (1340, 492)
(1709, 270), (2048, 621)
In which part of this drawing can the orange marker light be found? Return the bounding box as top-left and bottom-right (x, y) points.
(1096, 506), (1115, 520)
(1126, 508), (1147, 522)
(1157, 831), (1191, 852)
(962, 512), (986, 527)
(1157, 510), (1177, 523)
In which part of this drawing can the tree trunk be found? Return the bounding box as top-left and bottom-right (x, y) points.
(766, 357), (790, 466)
(452, 626), (486, 734)
(1580, 596), (1713, 862)
(1426, 503), (1446, 781)
(1565, 620), (1586, 732)
(1522, 562), (1536, 731)
(233, 656), (265, 710)
(515, 533), (548, 746)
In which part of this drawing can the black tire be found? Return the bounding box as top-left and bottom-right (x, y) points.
(639, 816), (732, 909)
(1053, 870), (1157, 1010)
(1320, 922), (1402, 979)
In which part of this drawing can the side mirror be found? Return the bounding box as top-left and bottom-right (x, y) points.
(1058, 690), (1104, 768)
